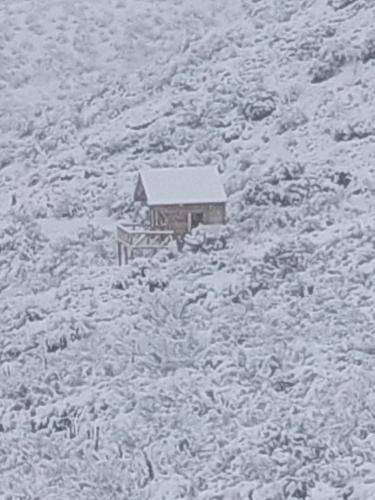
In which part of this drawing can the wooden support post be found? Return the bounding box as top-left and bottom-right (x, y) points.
(118, 242), (122, 266)
(187, 212), (192, 232)
(117, 223), (174, 265)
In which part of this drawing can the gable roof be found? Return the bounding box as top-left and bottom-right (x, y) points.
(136, 166), (227, 206)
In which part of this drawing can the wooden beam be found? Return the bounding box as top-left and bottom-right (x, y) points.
(127, 244), (172, 250)
(118, 242), (122, 266)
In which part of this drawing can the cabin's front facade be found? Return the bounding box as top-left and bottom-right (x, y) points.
(147, 202), (226, 235)
(134, 166), (227, 235)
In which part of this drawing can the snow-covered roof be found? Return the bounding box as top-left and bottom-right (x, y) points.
(138, 166), (227, 206)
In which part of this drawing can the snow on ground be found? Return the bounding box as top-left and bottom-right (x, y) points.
(1, 0), (375, 498)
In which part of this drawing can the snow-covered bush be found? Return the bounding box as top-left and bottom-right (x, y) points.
(242, 176), (326, 208)
(328, 0), (358, 10)
(276, 106), (308, 134)
(361, 31), (375, 63)
(330, 170), (352, 188)
(309, 41), (349, 83)
(333, 120), (375, 141)
(296, 25), (336, 61)
(241, 90), (277, 121)
(53, 192), (86, 219)
(274, 0), (299, 22)
(147, 122), (177, 153)
(184, 225), (232, 254)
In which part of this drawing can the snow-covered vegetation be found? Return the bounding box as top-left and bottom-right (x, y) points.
(1, 0), (375, 498)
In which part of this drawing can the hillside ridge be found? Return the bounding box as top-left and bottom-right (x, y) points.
(1, 0), (375, 498)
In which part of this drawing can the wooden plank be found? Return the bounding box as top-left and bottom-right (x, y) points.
(118, 239), (173, 250)
(128, 244), (172, 250)
(117, 224), (173, 235)
(118, 242), (122, 266)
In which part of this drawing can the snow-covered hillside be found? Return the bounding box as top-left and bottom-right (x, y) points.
(1, 0), (375, 498)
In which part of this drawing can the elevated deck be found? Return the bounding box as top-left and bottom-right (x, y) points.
(116, 223), (174, 264)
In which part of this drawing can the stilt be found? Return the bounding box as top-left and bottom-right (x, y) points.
(118, 242), (122, 266)
(124, 247), (128, 265)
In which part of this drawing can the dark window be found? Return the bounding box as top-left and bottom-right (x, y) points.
(156, 211), (167, 227)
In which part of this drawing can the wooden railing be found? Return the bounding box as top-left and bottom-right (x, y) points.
(116, 223), (174, 264)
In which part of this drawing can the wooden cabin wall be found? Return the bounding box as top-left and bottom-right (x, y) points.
(151, 203), (226, 234)
(154, 205), (189, 234)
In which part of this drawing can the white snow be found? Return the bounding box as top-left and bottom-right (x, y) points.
(138, 166), (227, 206)
(2, 0), (375, 498)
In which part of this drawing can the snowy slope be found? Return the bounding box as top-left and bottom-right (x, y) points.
(1, 0), (375, 498)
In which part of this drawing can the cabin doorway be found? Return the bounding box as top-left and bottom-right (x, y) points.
(188, 212), (204, 231)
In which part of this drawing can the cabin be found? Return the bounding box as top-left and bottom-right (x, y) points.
(116, 166), (227, 264)
(134, 166), (227, 234)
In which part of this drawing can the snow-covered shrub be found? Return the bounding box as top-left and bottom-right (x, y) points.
(330, 171), (352, 188)
(41, 238), (81, 278)
(263, 239), (316, 280)
(222, 123), (243, 143)
(4, 214), (48, 258)
(361, 31), (375, 63)
(309, 41), (349, 83)
(17, 118), (34, 139)
(147, 122), (177, 152)
(30, 202), (48, 219)
(184, 225), (232, 253)
(104, 191), (134, 217)
(274, 0), (299, 22)
(0, 151), (13, 170)
(242, 176), (325, 208)
(147, 277), (168, 292)
(328, 0), (358, 10)
(128, 257), (152, 279)
(178, 102), (207, 130)
(82, 140), (104, 160)
(241, 90), (277, 121)
(333, 120), (375, 141)
(276, 106), (308, 134)
(53, 192), (85, 219)
(296, 25), (336, 61)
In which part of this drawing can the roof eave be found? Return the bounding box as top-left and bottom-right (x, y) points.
(147, 199), (226, 207)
